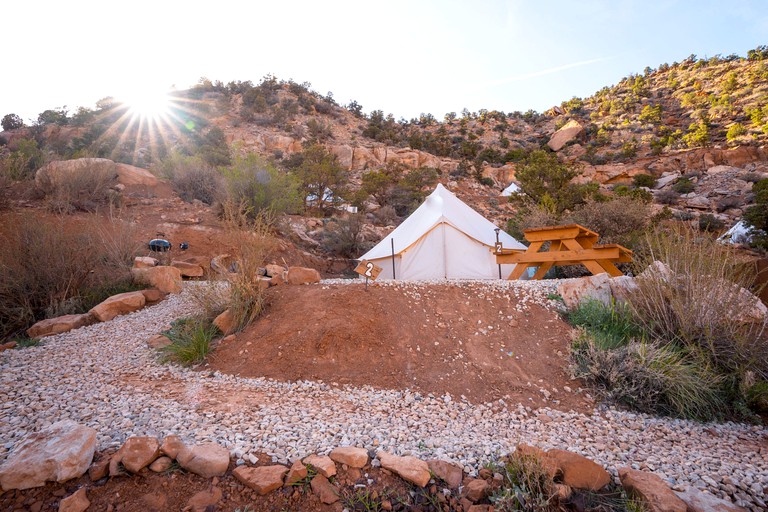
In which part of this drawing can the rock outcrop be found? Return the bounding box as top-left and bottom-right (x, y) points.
(0, 420), (96, 491)
(131, 266), (183, 294)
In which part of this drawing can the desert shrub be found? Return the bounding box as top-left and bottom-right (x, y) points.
(697, 213), (725, 232)
(156, 152), (223, 205)
(743, 178), (768, 251)
(629, 226), (768, 381)
(716, 195), (743, 212)
(0, 138), (45, 180)
(218, 204), (276, 330)
(632, 174), (657, 188)
(222, 152), (302, 221)
(655, 190), (679, 205)
(372, 205), (399, 226)
(746, 381), (768, 412)
(506, 202), (561, 241)
(671, 178), (694, 194)
(0, 214), (138, 340)
(571, 335), (726, 420)
(160, 316), (218, 365)
(37, 165), (118, 213)
(566, 196), (653, 249)
(321, 213), (371, 258)
(490, 451), (556, 511)
(726, 122), (747, 142)
(615, 186), (654, 203)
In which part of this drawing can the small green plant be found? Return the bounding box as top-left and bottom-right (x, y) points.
(11, 336), (42, 348)
(568, 299), (643, 350)
(697, 213), (725, 232)
(341, 488), (385, 512)
(726, 123), (747, 142)
(161, 316), (218, 365)
(546, 293), (563, 302)
(490, 451), (555, 511)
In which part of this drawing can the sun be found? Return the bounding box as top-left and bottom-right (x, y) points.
(120, 88), (172, 121)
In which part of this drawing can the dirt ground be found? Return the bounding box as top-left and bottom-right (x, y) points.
(0, 450), (440, 512)
(209, 282), (590, 413)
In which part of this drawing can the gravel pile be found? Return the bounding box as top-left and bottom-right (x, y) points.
(1, 282), (765, 509)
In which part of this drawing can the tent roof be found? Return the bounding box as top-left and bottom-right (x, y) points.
(359, 183), (526, 260)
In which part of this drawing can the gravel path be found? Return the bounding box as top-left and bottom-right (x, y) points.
(1, 281), (766, 510)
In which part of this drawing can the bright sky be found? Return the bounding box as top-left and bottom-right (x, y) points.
(3, 0), (766, 124)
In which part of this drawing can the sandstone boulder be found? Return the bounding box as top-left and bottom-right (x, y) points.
(311, 474), (340, 504)
(26, 313), (94, 338)
(674, 487), (747, 512)
(160, 435), (186, 459)
(110, 436), (160, 474)
(171, 260), (204, 278)
(377, 451), (430, 487)
(133, 256), (158, 269)
(148, 456), (173, 473)
(177, 442), (230, 478)
(0, 420), (96, 490)
(547, 120), (584, 151)
(287, 266), (321, 285)
(89, 291), (146, 322)
(131, 266), (182, 294)
(265, 264), (286, 278)
(619, 468), (687, 512)
(233, 465), (288, 495)
(427, 460), (464, 489)
(608, 275), (639, 304)
(463, 478), (490, 502)
(210, 254), (238, 274)
(284, 459), (308, 486)
(556, 273), (613, 309)
(141, 288), (168, 304)
(58, 488), (90, 512)
(147, 334), (172, 349)
(329, 447), (368, 469)
(547, 449), (611, 491)
(302, 454), (337, 478)
(213, 309), (237, 335)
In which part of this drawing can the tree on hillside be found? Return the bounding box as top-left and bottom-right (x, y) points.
(290, 144), (349, 214)
(1, 113), (23, 131)
(515, 150), (594, 214)
(36, 108), (69, 126)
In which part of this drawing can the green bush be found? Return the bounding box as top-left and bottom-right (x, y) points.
(671, 177), (695, 194)
(568, 299), (643, 350)
(222, 152), (301, 220)
(515, 150), (586, 213)
(697, 213), (725, 232)
(566, 196), (654, 249)
(161, 316), (218, 365)
(0, 138), (45, 180)
(632, 174), (657, 188)
(726, 123), (747, 142)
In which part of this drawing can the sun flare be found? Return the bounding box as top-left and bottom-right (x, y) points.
(120, 89), (172, 120)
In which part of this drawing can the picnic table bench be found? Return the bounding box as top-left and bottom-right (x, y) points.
(495, 224), (632, 280)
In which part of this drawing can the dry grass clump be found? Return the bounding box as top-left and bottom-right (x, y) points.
(0, 213), (141, 340)
(188, 201), (276, 333)
(629, 226), (767, 378)
(38, 166), (119, 213)
(571, 225), (768, 421)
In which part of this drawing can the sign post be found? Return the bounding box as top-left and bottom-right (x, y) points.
(354, 259), (383, 291)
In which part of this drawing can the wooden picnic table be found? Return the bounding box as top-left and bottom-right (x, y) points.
(495, 224), (632, 280)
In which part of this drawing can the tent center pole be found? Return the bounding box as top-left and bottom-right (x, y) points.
(391, 238), (396, 280)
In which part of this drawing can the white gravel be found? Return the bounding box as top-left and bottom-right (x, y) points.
(1, 281), (766, 510)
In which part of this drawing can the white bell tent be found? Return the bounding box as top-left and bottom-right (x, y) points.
(358, 184), (526, 280)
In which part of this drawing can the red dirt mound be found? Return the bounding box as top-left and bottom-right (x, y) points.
(208, 282), (591, 413)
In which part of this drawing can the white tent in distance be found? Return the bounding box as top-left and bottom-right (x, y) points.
(358, 184), (526, 280)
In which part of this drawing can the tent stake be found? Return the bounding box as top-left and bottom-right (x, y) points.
(391, 238), (396, 280)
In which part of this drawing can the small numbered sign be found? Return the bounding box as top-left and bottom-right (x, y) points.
(495, 241), (503, 254)
(354, 260), (383, 280)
